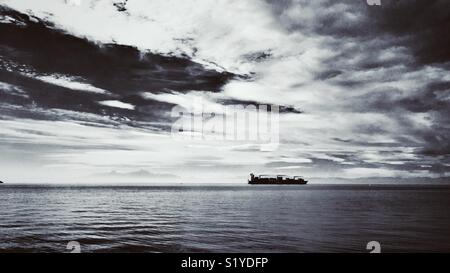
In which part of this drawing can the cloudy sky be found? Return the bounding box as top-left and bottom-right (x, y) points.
(1, 0), (450, 183)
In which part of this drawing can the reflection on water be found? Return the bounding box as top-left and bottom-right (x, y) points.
(1, 184), (450, 253)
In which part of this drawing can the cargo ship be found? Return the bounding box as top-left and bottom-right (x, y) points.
(248, 173), (308, 185)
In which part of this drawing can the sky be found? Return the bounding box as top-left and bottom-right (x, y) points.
(0, 0), (450, 183)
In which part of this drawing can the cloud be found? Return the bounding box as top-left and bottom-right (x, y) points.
(98, 100), (135, 110)
(33, 74), (109, 94)
(0, 81), (28, 97)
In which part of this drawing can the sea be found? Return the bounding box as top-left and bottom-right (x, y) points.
(1, 184), (450, 253)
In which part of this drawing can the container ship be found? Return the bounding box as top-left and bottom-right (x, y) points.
(248, 173), (308, 185)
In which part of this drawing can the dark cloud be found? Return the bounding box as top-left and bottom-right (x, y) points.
(268, 0), (450, 68)
(0, 6), (235, 127)
(219, 98), (303, 114)
(345, 85), (449, 114)
(367, 0), (450, 65)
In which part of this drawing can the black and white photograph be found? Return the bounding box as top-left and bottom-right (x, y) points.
(1, 0), (450, 260)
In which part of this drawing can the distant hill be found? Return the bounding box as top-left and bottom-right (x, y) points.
(92, 170), (179, 180)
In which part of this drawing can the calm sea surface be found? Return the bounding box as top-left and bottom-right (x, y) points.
(1, 184), (450, 253)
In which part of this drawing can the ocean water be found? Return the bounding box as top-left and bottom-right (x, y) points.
(1, 184), (450, 253)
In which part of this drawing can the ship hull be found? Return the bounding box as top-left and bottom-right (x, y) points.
(248, 179), (308, 185)
(248, 181), (307, 185)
